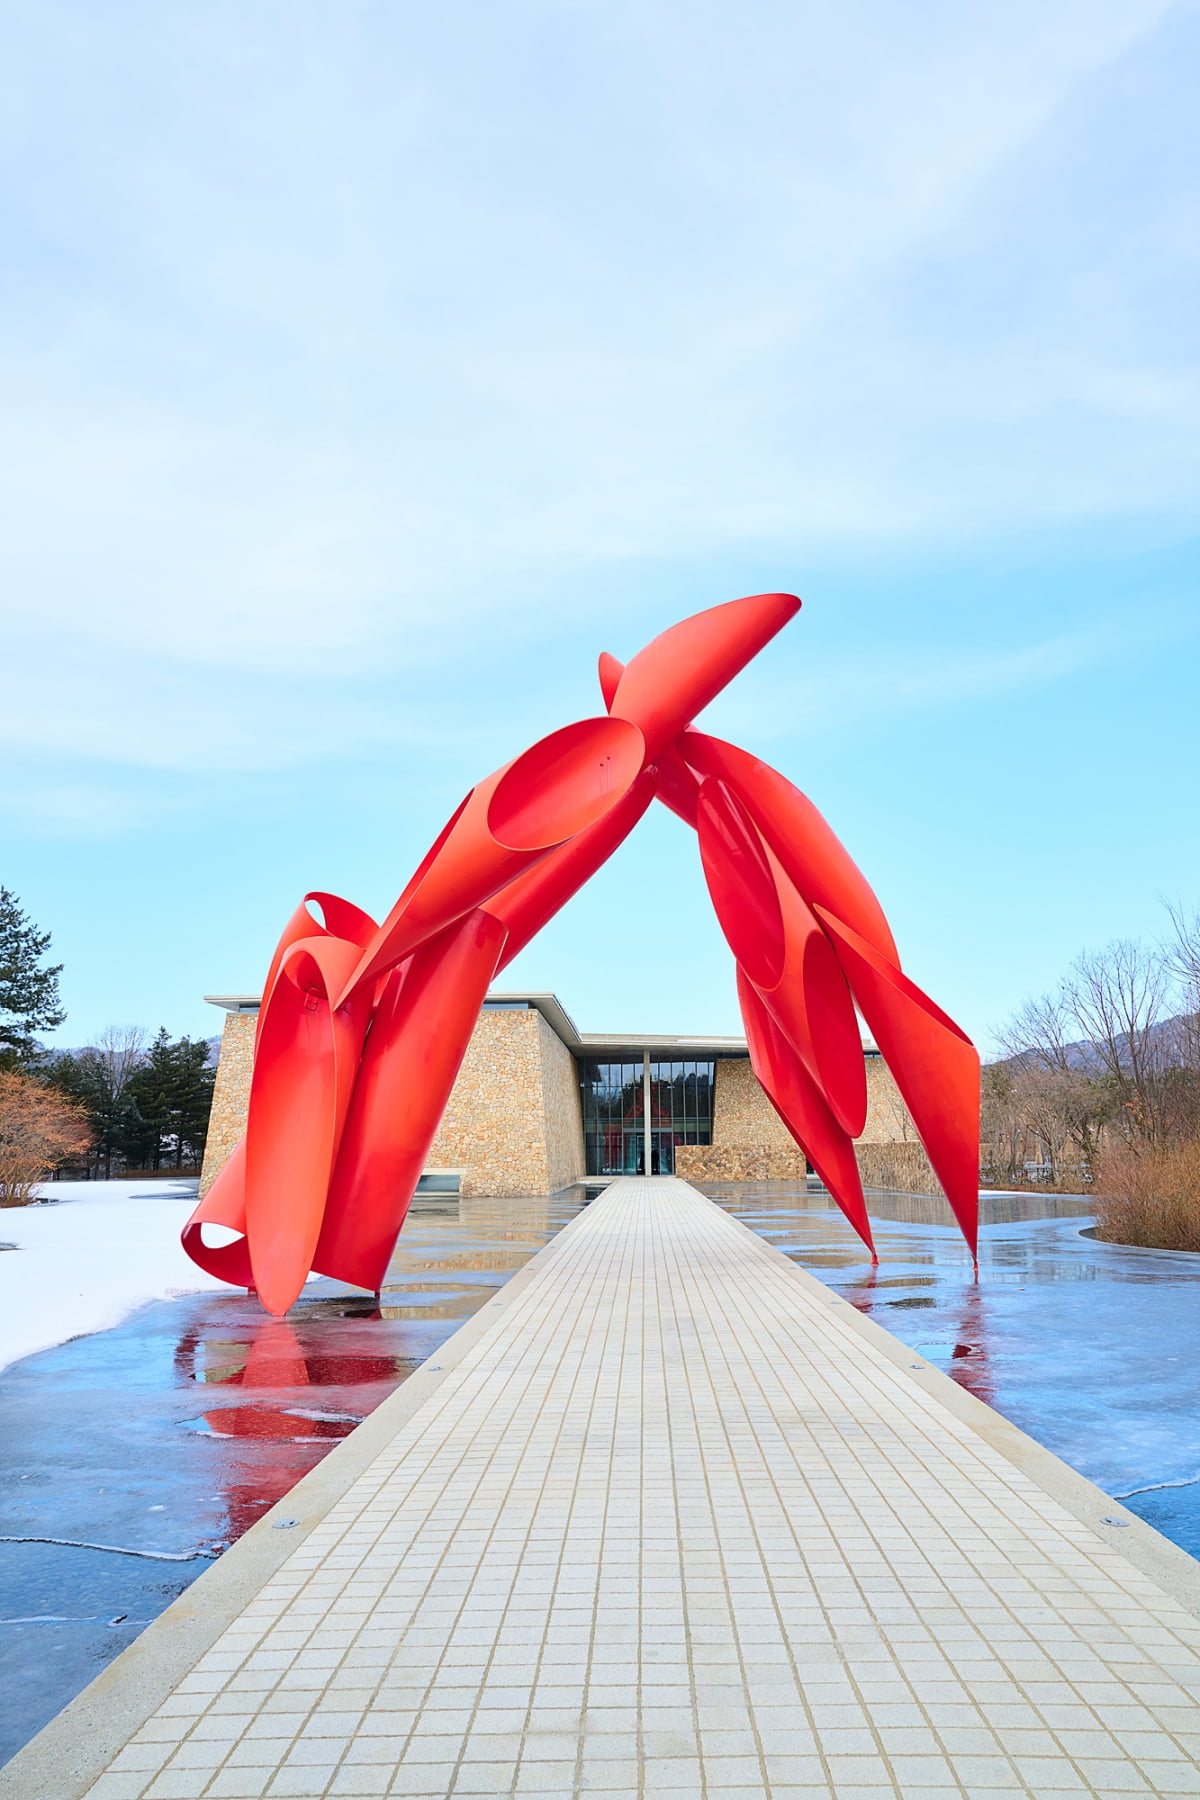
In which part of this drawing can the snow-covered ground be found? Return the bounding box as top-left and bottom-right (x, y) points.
(0, 1180), (228, 1374)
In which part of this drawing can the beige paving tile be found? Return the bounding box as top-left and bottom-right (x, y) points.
(76, 1178), (1200, 1799)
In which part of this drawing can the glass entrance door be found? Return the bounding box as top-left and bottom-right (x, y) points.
(579, 1058), (717, 1177)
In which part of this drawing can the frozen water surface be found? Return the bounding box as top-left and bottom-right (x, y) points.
(2, 1179), (1199, 1765)
(0, 1189), (585, 1765)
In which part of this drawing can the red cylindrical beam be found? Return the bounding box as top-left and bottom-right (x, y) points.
(314, 908), (508, 1292)
(245, 935), (374, 1314)
(339, 715), (646, 1000)
(815, 906), (980, 1258)
(697, 778), (867, 1137)
(484, 771), (657, 970)
(738, 970), (875, 1258)
(608, 592), (800, 758)
(680, 731), (899, 965)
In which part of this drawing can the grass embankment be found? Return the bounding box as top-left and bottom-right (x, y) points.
(1094, 1139), (1200, 1252)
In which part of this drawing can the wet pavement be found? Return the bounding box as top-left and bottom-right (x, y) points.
(4, 1178), (1200, 1770)
(0, 1189), (586, 1766)
(703, 1181), (1200, 1560)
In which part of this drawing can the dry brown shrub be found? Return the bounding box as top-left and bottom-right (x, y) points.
(1093, 1137), (1200, 1251)
(0, 1071), (93, 1206)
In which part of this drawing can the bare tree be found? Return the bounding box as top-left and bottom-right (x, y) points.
(995, 991), (1081, 1074)
(1063, 939), (1171, 1146)
(94, 1026), (147, 1093)
(1163, 900), (1200, 1077)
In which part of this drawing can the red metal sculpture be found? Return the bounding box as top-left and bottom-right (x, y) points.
(185, 593), (980, 1312)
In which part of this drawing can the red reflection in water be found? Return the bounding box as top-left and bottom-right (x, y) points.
(170, 1317), (406, 1542)
(844, 1264), (879, 1310)
(173, 1318), (399, 1390)
(945, 1281), (995, 1409)
(842, 1264), (996, 1409)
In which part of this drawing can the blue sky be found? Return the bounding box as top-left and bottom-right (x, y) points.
(2, 0), (1197, 1055)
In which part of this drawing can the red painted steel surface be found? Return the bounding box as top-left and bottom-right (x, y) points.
(598, 651), (700, 827)
(183, 589), (981, 1313)
(816, 908), (981, 1260)
(245, 936), (374, 1316)
(181, 1139), (251, 1288)
(485, 772), (657, 970)
(680, 731), (900, 964)
(608, 592), (800, 756)
(737, 971), (876, 1259)
(695, 779), (867, 1137)
(314, 909), (508, 1291)
(340, 716), (646, 1001)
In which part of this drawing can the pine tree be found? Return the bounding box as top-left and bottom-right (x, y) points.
(0, 888), (65, 1067)
(49, 1031), (144, 1179)
(126, 1031), (215, 1169)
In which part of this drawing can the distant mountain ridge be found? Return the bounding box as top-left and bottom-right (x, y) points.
(994, 1011), (1196, 1074)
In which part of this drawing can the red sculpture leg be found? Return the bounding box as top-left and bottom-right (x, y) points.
(314, 908), (508, 1292)
(340, 716), (646, 1000)
(181, 1138), (253, 1288)
(815, 907), (980, 1259)
(680, 731), (899, 964)
(607, 592), (801, 757)
(484, 771), (657, 970)
(246, 935), (375, 1315)
(696, 777), (867, 1137)
(737, 970), (876, 1258)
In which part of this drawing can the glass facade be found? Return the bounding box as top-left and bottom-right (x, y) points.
(578, 1058), (716, 1176)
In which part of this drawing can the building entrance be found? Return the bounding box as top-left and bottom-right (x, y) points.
(578, 1058), (716, 1177)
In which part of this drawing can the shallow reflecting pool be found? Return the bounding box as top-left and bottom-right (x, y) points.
(0, 1189), (586, 1764)
(703, 1181), (1200, 1559)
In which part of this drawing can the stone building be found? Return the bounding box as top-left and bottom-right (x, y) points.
(200, 991), (936, 1198)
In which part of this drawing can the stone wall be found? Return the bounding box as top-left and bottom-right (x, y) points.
(855, 1141), (939, 1196)
(199, 1012), (256, 1195)
(710, 1057), (792, 1148)
(676, 1144), (808, 1182)
(710, 1054), (909, 1148)
(428, 1010), (552, 1195)
(861, 1056), (915, 1143)
(538, 1014), (587, 1193)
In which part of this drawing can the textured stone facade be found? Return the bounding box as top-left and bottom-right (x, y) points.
(537, 1015), (587, 1193)
(862, 1055), (916, 1143)
(676, 1144), (808, 1181)
(199, 1011), (256, 1195)
(855, 1141), (939, 1195)
(710, 1057), (793, 1149)
(428, 1009), (584, 1196)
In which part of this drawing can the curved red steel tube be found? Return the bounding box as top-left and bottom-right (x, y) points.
(695, 777), (867, 1137)
(182, 590), (980, 1313)
(737, 970), (876, 1259)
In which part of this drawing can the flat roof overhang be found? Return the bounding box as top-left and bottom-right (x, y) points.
(483, 992), (749, 1060)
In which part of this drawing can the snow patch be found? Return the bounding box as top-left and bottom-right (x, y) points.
(0, 1179), (227, 1374)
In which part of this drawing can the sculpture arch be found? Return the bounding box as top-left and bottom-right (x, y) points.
(185, 593), (980, 1314)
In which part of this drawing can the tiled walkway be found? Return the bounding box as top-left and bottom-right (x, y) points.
(78, 1180), (1200, 1798)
